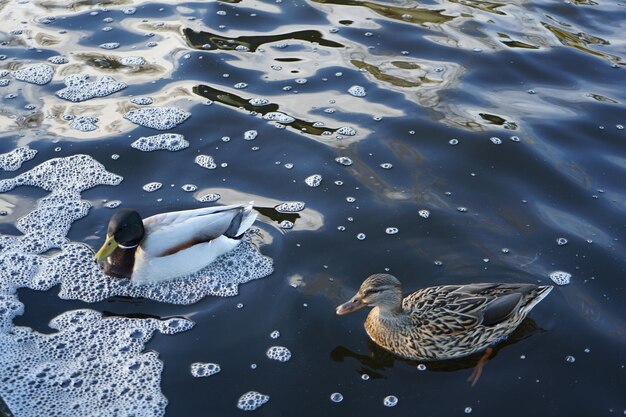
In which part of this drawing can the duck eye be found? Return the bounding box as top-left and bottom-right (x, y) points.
(364, 288), (381, 296)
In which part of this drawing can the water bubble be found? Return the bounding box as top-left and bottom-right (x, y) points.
(234, 82), (247, 89)
(385, 227), (398, 235)
(263, 112), (294, 123)
(195, 155), (217, 170)
(275, 201), (305, 213)
(434, 260), (443, 266)
(305, 174), (322, 187)
(356, 233), (366, 240)
(501, 248), (510, 254)
(556, 237), (568, 246)
(418, 210), (430, 219)
(266, 346), (291, 362)
(549, 271), (571, 286)
(142, 182), (162, 192)
(270, 330), (280, 339)
(565, 355), (575, 363)
(449, 138), (459, 145)
(181, 184), (197, 192)
(348, 85), (366, 97)
(279, 220), (294, 229)
(346, 197), (355, 203)
(380, 163), (393, 169)
(336, 126), (357, 136)
(330, 393), (343, 403)
(196, 193), (221, 203)
(510, 136), (520, 142)
(249, 98), (269, 106)
(334, 180), (343, 186)
(490, 137), (502, 145)
(361, 374), (369, 380)
(335, 156), (353, 166)
(237, 391), (269, 411)
(457, 207), (468, 212)
(383, 396), (398, 407)
(190, 362), (221, 377)
(465, 406), (473, 414)
(337, 226), (346, 231)
(244, 130), (258, 140)
(417, 364), (427, 371)
(99, 42), (120, 49)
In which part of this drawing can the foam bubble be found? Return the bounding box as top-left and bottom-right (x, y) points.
(70, 116), (98, 132)
(190, 362), (221, 377)
(48, 55), (68, 64)
(244, 130), (258, 141)
(56, 74), (126, 102)
(0, 79), (9, 87)
(305, 174), (322, 187)
(0, 309), (193, 417)
(99, 42), (120, 49)
(195, 192), (221, 203)
(336, 127), (356, 136)
(195, 155), (216, 169)
(237, 391), (269, 411)
(124, 107), (191, 130)
(549, 271), (571, 285)
(335, 156), (353, 166)
(181, 184), (197, 192)
(266, 346), (291, 362)
(12, 64), (54, 85)
(0, 146), (37, 171)
(262, 112), (294, 123)
(274, 201), (305, 213)
(130, 97), (153, 105)
(418, 210), (430, 219)
(142, 182), (162, 192)
(249, 98), (269, 106)
(131, 134), (189, 152)
(348, 85), (366, 97)
(279, 220), (293, 229)
(120, 56), (145, 66)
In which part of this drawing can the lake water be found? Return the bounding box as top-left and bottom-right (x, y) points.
(0, 0), (625, 416)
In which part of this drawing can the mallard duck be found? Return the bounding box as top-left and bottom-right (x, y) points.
(93, 203), (257, 284)
(337, 274), (553, 362)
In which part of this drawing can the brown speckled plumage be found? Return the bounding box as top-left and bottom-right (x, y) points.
(338, 274), (553, 361)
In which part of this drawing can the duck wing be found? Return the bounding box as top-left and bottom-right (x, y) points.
(141, 203), (256, 257)
(403, 284), (534, 335)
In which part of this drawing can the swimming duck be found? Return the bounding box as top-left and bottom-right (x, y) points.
(337, 274), (552, 364)
(93, 203), (257, 284)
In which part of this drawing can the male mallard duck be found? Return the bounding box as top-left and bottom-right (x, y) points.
(93, 203), (257, 284)
(337, 274), (552, 364)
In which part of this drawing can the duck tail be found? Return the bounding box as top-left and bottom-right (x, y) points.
(522, 285), (553, 314)
(224, 202), (257, 238)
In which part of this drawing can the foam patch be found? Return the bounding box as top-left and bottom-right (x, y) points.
(0, 309), (193, 417)
(12, 64), (54, 85)
(70, 116), (98, 132)
(0, 146), (37, 171)
(56, 74), (127, 102)
(237, 391), (269, 411)
(123, 107), (191, 130)
(131, 134), (189, 152)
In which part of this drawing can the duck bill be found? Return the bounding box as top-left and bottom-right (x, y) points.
(336, 295), (366, 315)
(93, 235), (118, 262)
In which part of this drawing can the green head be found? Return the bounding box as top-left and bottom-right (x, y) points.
(93, 209), (144, 262)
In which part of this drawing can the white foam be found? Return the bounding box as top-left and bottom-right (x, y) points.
(0, 309), (193, 417)
(70, 116), (98, 132)
(142, 182), (162, 192)
(195, 192), (221, 203)
(266, 346), (291, 362)
(124, 107), (191, 130)
(348, 85), (366, 97)
(190, 362), (221, 377)
(99, 42), (120, 49)
(120, 56), (145, 66)
(12, 64), (54, 85)
(335, 156), (353, 166)
(130, 97), (153, 105)
(305, 174), (322, 187)
(244, 130), (258, 141)
(237, 391), (269, 411)
(249, 98), (269, 106)
(274, 201), (305, 213)
(0, 146), (37, 171)
(336, 127), (356, 136)
(262, 112), (294, 123)
(195, 154), (216, 169)
(131, 134), (189, 152)
(56, 74), (126, 102)
(549, 271), (571, 285)
(48, 55), (68, 64)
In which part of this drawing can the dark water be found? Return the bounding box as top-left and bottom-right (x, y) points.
(1, 0), (625, 416)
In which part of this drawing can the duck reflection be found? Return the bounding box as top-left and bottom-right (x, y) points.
(331, 317), (542, 379)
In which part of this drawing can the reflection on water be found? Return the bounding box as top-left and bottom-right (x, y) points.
(1, 0), (625, 415)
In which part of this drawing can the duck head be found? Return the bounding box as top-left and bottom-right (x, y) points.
(93, 209), (144, 262)
(336, 274), (403, 315)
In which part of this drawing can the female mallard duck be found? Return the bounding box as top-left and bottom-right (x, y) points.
(337, 274), (552, 364)
(93, 203), (257, 284)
